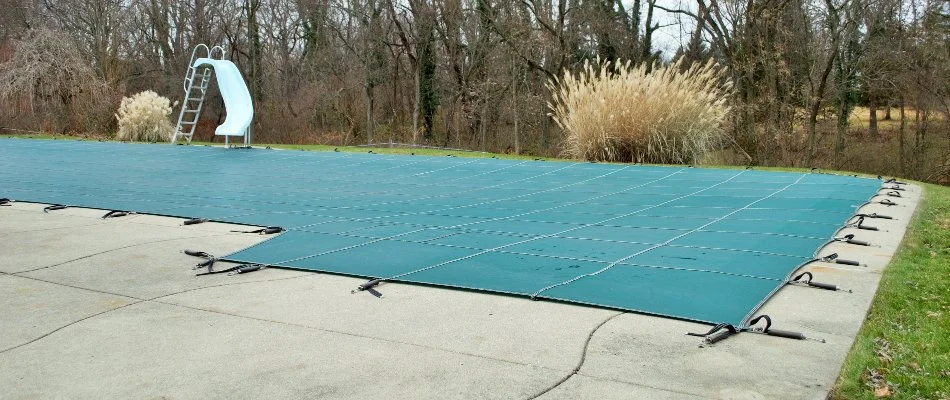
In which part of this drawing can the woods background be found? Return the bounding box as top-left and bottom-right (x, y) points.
(0, 0), (948, 182)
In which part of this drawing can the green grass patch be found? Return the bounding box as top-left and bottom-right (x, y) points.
(210, 141), (563, 161)
(1, 132), (74, 140)
(832, 184), (950, 400)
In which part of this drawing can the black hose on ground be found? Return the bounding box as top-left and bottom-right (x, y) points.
(43, 204), (68, 213)
(231, 226), (285, 235)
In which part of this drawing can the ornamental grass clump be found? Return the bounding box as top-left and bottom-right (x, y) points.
(548, 58), (732, 164)
(115, 90), (175, 142)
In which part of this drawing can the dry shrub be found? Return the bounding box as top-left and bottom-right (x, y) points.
(0, 29), (113, 133)
(548, 58), (732, 164)
(115, 91), (174, 142)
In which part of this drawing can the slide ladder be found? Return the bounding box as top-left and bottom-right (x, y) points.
(172, 44), (253, 147)
(172, 44), (222, 144)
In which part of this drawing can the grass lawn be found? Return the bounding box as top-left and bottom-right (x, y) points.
(226, 141), (561, 161)
(3, 133), (948, 397)
(832, 183), (950, 400)
(0, 132), (562, 161)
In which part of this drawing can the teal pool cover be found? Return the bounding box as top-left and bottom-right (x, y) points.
(0, 139), (883, 326)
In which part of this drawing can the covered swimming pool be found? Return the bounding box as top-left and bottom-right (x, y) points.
(0, 138), (884, 326)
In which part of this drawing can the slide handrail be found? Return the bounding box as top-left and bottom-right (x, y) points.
(183, 44), (227, 92)
(209, 45), (227, 60)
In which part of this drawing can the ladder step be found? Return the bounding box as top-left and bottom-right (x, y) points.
(184, 110), (199, 113)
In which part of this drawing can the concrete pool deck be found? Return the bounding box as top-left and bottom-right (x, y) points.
(0, 183), (921, 399)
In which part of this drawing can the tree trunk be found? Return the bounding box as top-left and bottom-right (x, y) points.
(686, 12), (706, 62)
(511, 59), (519, 155)
(744, 83), (756, 163)
(868, 96), (878, 137)
(513, 106), (519, 155)
(807, 49), (839, 167)
(365, 81), (374, 144)
(480, 102), (487, 151)
(898, 97), (905, 173)
(541, 108), (549, 151)
(914, 107), (921, 150)
(244, 0), (263, 102)
(808, 0), (842, 167)
(764, 69), (779, 165)
(835, 99), (848, 169)
(412, 65), (420, 144)
(640, 0), (656, 65)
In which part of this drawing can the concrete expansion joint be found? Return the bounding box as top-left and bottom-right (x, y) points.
(1, 204), (104, 220)
(3, 267), (587, 376)
(9, 274), (141, 301)
(572, 372), (717, 399)
(145, 273), (318, 302)
(0, 300), (145, 355)
(150, 298), (561, 371)
(5, 262), (570, 373)
(10, 233), (233, 275)
(0, 271), (317, 356)
(0, 221), (110, 236)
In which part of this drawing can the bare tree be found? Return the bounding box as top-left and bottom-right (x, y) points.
(2, 0), (949, 181)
